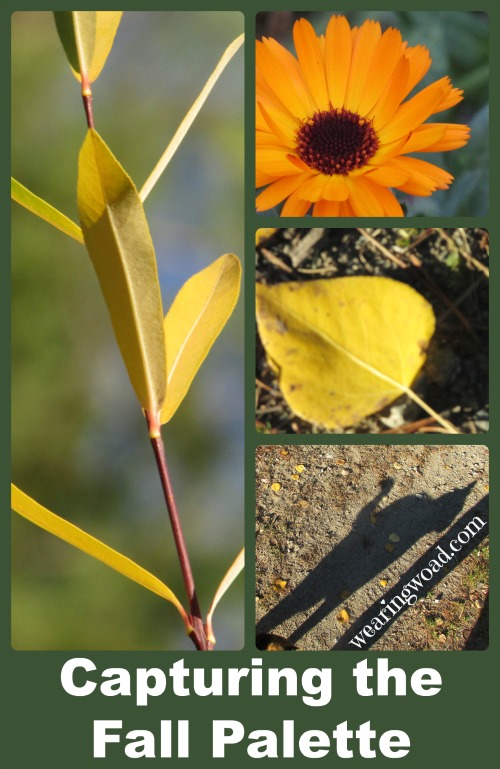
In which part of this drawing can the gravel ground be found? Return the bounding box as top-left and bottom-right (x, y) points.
(255, 444), (489, 651)
(256, 228), (489, 434)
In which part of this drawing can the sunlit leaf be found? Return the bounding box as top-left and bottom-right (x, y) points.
(54, 11), (123, 84)
(11, 485), (191, 631)
(78, 129), (166, 429)
(11, 178), (83, 244)
(160, 253), (241, 424)
(337, 608), (350, 624)
(205, 548), (244, 644)
(256, 277), (436, 430)
(140, 33), (244, 201)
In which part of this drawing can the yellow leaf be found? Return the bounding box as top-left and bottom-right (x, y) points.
(54, 11), (122, 84)
(271, 482), (282, 492)
(11, 485), (190, 631)
(291, 474), (300, 480)
(160, 253), (241, 424)
(256, 228), (278, 245)
(385, 542), (395, 553)
(256, 277), (436, 429)
(295, 464), (305, 473)
(337, 608), (350, 624)
(205, 548), (244, 645)
(11, 178), (84, 244)
(140, 34), (244, 202)
(380, 579), (388, 587)
(78, 129), (166, 430)
(273, 579), (287, 591)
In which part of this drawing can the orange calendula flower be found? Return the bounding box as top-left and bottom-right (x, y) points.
(256, 16), (471, 216)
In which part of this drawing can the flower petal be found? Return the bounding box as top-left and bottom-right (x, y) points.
(293, 18), (330, 111)
(365, 161), (411, 187)
(281, 187), (312, 216)
(324, 15), (353, 108)
(345, 174), (387, 216)
(357, 27), (403, 116)
(419, 124), (471, 152)
(313, 199), (341, 216)
(257, 38), (310, 121)
(399, 124), (446, 154)
(392, 156), (453, 195)
(379, 77), (452, 144)
(256, 173), (308, 211)
(344, 20), (382, 113)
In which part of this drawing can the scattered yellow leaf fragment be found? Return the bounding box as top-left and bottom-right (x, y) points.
(291, 474), (300, 481)
(380, 579), (388, 587)
(271, 483), (282, 493)
(280, 449), (289, 455)
(385, 543), (395, 553)
(370, 514), (378, 525)
(393, 462), (402, 469)
(389, 533), (400, 543)
(295, 465), (305, 473)
(273, 579), (287, 592)
(256, 228), (278, 245)
(337, 609), (350, 624)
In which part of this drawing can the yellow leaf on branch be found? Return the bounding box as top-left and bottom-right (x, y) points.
(161, 253), (241, 424)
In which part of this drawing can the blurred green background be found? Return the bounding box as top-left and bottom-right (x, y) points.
(256, 10), (489, 216)
(11, 11), (244, 650)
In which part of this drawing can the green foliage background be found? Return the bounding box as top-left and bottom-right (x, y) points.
(11, 11), (244, 650)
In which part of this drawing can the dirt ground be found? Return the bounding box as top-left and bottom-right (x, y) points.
(255, 445), (489, 651)
(256, 228), (489, 435)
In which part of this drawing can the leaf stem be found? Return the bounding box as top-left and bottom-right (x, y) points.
(81, 74), (95, 129)
(149, 429), (208, 650)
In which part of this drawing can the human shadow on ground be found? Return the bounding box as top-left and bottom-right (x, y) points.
(256, 479), (482, 649)
(334, 494), (489, 650)
(463, 590), (489, 651)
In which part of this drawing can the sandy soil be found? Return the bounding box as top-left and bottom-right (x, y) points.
(255, 445), (489, 651)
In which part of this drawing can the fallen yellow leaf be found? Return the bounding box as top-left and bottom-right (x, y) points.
(256, 277), (436, 429)
(271, 482), (282, 493)
(337, 608), (350, 624)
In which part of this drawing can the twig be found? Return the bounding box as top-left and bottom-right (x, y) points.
(357, 228), (407, 268)
(260, 247), (293, 273)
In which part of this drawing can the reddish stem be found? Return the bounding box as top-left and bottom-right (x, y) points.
(81, 73), (94, 129)
(149, 431), (207, 650)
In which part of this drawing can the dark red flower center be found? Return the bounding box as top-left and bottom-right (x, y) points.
(296, 108), (380, 176)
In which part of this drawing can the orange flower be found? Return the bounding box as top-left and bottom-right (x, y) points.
(256, 16), (471, 216)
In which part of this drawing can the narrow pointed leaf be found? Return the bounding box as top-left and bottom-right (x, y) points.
(206, 548), (244, 644)
(54, 11), (123, 84)
(78, 129), (166, 425)
(140, 33), (244, 201)
(11, 485), (191, 630)
(11, 178), (84, 243)
(160, 253), (241, 424)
